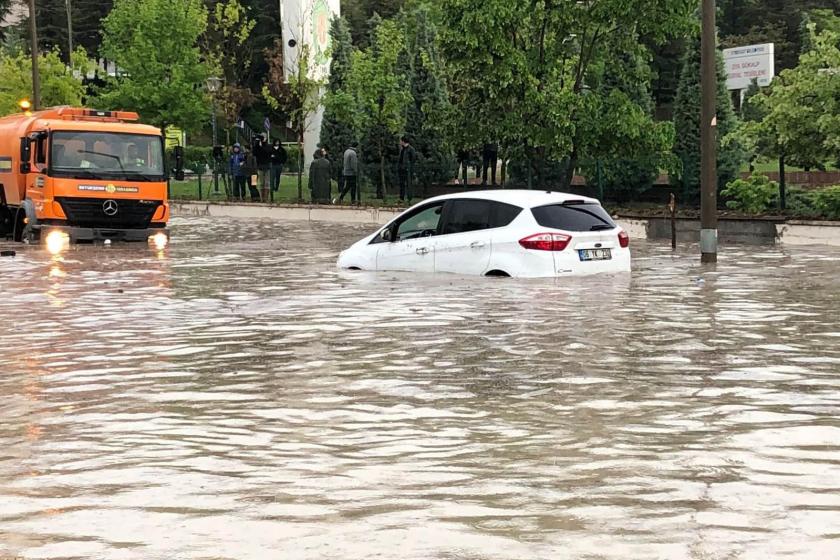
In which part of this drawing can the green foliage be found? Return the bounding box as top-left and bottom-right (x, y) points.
(401, 5), (453, 187)
(342, 0), (406, 47)
(344, 16), (412, 197)
(439, 0), (694, 190)
(165, 145), (212, 173)
(98, 0), (212, 132)
(320, 16), (358, 180)
(722, 174), (778, 214)
(672, 32), (743, 202)
(0, 48), (89, 115)
(203, 0), (256, 127)
(738, 24), (840, 171)
(718, 0), (840, 71)
(812, 185), (840, 220)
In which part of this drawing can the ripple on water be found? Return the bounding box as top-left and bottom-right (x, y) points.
(1, 217), (839, 559)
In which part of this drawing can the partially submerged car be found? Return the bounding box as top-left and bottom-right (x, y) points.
(337, 190), (630, 278)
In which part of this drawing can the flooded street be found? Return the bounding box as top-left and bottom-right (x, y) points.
(1, 217), (839, 559)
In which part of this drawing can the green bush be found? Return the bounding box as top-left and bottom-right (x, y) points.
(722, 174), (777, 214)
(165, 145), (213, 174)
(785, 188), (820, 218)
(812, 185), (840, 220)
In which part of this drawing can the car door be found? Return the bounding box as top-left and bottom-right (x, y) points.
(375, 202), (444, 272)
(434, 199), (494, 275)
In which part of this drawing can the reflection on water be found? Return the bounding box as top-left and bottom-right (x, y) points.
(1, 217), (839, 559)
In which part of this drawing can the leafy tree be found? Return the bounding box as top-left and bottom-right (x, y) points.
(263, 41), (323, 200)
(672, 32), (743, 202)
(8, 0), (114, 61)
(739, 23), (840, 171)
(0, 48), (91, 115)
(342, 0), (406, 47)
(439, 0), (694, 191)
(343, 16), (411, 198)
(585, 49), (675, 203)
(718, 0), (840, 71)
(320, 16), (357, 181)
(202, 0), (256, 138)
(98, 0), (212, 132)
(400, 5), (452, 189)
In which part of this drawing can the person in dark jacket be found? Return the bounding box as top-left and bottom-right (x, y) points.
(244, 145), (261, 202)
(309, 149), (332, 204)
(254, 134), (271, 201)
(398, 136), (417, 203)
(229, 143), (247, 201)
(481, 142), (498, 186)
(337, 143), (359, 204)
(269, 140), (287, 196)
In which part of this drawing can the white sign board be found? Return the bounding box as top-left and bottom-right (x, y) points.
(723, 43), (775, 90)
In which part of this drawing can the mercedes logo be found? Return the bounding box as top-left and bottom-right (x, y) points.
(103, 200), (119, 216)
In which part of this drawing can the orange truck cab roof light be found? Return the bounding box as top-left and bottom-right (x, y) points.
(41, 107), (140, 122)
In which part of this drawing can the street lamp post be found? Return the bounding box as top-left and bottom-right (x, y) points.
(700, 0), (718, 263)
(206, 77), (222, 195)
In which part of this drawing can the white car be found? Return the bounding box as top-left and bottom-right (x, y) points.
(337, 190), (630, 278)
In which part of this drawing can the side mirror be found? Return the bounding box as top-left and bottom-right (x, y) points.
(381, 228), (393, 242)
(19, 137), (31, 174)
(174, 145), (185, 181)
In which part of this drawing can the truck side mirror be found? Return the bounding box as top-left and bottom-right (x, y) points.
(19, 137), (31, 174)
(174, 145), (185, 181)
(381, 227), (393, 242)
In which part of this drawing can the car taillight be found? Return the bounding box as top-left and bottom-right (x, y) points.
(618, 230), (630, 248)
(519, 233), (572, 251)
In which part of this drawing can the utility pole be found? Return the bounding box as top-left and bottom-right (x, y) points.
(66, 0), (73, 59)
(700, 0), (718, 263)
(28, 0), (41, 110)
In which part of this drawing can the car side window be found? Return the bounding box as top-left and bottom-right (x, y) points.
(394, 203), (444, 241)
(489, 201), (523, 228)
(441, 199), (491, 235)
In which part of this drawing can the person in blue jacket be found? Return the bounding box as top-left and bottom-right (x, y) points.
(229, 143), (247, 201)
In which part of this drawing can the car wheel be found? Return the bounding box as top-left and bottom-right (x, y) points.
(485, 270), (511, 278)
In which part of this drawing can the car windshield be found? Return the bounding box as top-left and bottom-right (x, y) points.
(51, 131), (164, 180)
(531, 202), (616, 232)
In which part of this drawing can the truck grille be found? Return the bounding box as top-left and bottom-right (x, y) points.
(56, 197), (161, 229)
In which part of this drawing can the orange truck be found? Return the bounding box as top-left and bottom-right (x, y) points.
(0, 106), (184, 243)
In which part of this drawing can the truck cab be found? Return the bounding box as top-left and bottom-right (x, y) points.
(0, 107), (181, 243)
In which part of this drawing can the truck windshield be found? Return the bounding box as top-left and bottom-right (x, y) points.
(50, 131), (165, 181)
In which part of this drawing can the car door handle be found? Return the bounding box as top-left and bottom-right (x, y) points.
(470, 241), (486, 249)
(416, 247), (430, 255)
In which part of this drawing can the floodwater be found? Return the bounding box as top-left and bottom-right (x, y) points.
(1, 217), (839, 560)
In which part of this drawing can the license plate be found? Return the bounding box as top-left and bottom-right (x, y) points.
(578, 248), (612, 261)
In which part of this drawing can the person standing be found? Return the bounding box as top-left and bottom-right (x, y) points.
(269, 139), (287, 197)
(254, 134), (271, 201)
(244, 144), (261, 202)
(398, 136), (417, 204)
(229, 143), (247, 201)
(337, 142), (359, 205)
(308, 149), (332, 204)
(481, 142), (498, 186)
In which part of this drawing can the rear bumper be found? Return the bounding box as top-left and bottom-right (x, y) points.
(33, 223), (169, 243)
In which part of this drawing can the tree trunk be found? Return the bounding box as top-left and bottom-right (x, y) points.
(377, 140), (385, 199)
(297, 127), (304, 201)
(560, 148), (578, 192)
(779, 154), (786, 211)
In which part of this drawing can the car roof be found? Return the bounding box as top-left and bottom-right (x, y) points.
(421, 189), (600, 209)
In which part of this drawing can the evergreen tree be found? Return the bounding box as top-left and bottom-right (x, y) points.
(320, 16), (357, 181)
(673, 33), (743, 202)
(591, 48), (671, 204)
(401, 5), (451, 189)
